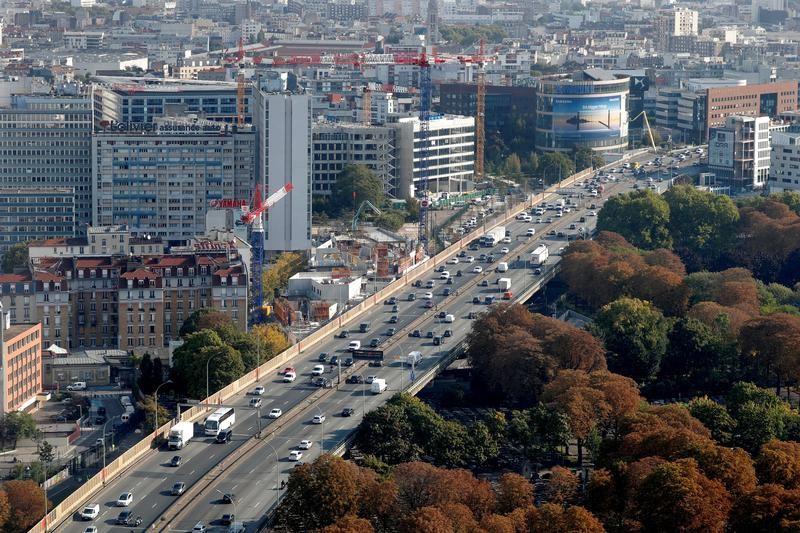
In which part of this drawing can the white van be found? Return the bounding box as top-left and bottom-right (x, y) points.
(496, 262), (509, 273)
(348, 340), (361, 351)
(440, 271), (451, 280)
(444, 314), (455, 323)
(67, 382), (87, 391)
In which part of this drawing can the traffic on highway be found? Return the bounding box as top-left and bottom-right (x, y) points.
(61, 149), (687, 533)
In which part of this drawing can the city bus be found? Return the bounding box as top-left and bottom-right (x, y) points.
(204, 407), (236, 436)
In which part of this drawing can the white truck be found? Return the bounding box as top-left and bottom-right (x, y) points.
(555, 198), (565, 209)
(482, 226), (506, 247)
(498, 278), (512, 291)
(405, 351), (422, 366)
(66, 382), (87, 391)
(371, 378), (387, 394)
(168, 421), (194, 450)
(531, 245), (549, 266)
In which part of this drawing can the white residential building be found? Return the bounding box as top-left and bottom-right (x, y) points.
(769, 131), (800, 193)
(253, 89), (313, 251)
(708, 115), (771, 192)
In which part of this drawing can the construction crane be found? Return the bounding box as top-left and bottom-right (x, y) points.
(351, 200), (382, 231)
(631, 110), (658, 152)
(241, 182), (294, 324)
(362, 87), (371, 126)
(474, 39), (486, 181)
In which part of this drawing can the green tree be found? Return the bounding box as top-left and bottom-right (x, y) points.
(572, 147), (603, 170)
(726, 382), (800, 453)
(138, 353), (155, 394)
(171, 330), (245, 398)
(641, 128), (662, 148)
(375, 210), (406, 231)
(0, 412), (37, 449)
(1, 242), (28, 273)
(539, 152), (575, 185)
(504, 153), (522, 179)
(179, 308), (234, 338)
(507, 404), (571, 462)
(37, 441), (55, 465)
(405, 196), (420, 223)
(141, 395), (172, 432)
(525, 152), (539, 174)
(466, 421), (499, 466)
(330, 164), (385, 216)
(592, 297), (672, 383)
(597, 189), (672, 250)
(686, 397), (736, 444)
(663, 185), (739, 268)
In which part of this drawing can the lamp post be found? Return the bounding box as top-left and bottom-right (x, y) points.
(263, 441), (281, 509)
(216, 489), (237, 522)
(154, 380), (173, 432)
(315, 406), (325, 452)
(205, 354), (220, 408)
(42, 459), (49, 532)
(100, 415), (120, 484)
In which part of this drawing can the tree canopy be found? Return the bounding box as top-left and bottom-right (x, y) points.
(1, 242), (28, 273)
(596, 189), (672, 249)
(329, 164), (385, 217)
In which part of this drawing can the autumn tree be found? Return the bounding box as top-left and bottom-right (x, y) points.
(545, 466), (579, 505)
(248, 324), (291, 367)
(3, 480), (49, 533)
(437, 503), (478, 533)
(596, 189), (672, 249)
(728, 483), (800, 533)
(141, 394), (172, 432)
(495, 473), (534, 514)
(479, 513), (516, 533)
(591, 297), (672, 383)
(0, 489), (9, 531)
(525, 504), (606, 533)
(631, 458), (732, 533)
(279, 455), (361, 530)
(319, 515), (375, 533)
(263, 252), (304, 300)
(755, 440), (800, 489)
(399, 506), (453, 533)
(739, 313), (800, 396)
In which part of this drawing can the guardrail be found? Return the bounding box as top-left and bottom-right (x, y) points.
(30, 166), (599, 533)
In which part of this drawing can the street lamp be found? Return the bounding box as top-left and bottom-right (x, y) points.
(154, 380), (173, 432)
(100, 415), (121, 485)
(205, 354), (220, 408)
(263, 441), (281, 508)
(315, 406), (325, 453)
(216, 488), (237, 522)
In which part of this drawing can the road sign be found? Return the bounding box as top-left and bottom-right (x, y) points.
(352, 348), (384, 360)
(420, 199), (429, 208)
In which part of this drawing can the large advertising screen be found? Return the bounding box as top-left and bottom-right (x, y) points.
(552, 95), (627, 141)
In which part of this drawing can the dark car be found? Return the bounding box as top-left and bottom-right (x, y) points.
(318, 352), (328, 362)
(170, 455), (182, 467)
(411, 329), (422, 337)
(222, 493), (235, 504)
(444, 329), (453, 337)
(413, 280), (422, 287)
(433, 336), (442, 346)
(385, 296), (397, 305)
(344, 358), (354, 366)
(480, 280), (489, 287)
(117, 511), (133, 525)
(216, 429), (232, 444)
(446, 278), (454, 285)
(221, 513), (235, 526)
(346, 375), (364, 384)
(342, 408), (356, 417)
(534, 268), (542, 275)
(424, 301), (434, 308)
(311, 376), (326, 387)
(330, 355), (339, 365)
(338, 330), (349, 339)
(468, 312), (478, 319)
(426, 331), (435, 338)
(386, 328), (396, 336)
(392, 304), (399, 312)
(369, 338), (381, 348)
(407, 293), (416, 301)
(443, 288), (451, 296)
(437, 311), (447, 319)
(368, 360), (383, 367)
(95, 416), (105, 424)
(473, 296), (481, 304)
(388, 315), (398, 324)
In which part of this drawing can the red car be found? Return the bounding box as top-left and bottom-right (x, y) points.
(283, 367), (295, 375)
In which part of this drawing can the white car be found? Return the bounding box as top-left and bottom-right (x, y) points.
(289, 450), (303, 461)
(423, 292), (433, 300)
(502, 236), (512, 243)
(312, 414), (326, 424)
(526, 228), (536, 236)
(311, 365), (325, 376)
(284, 371), (296, 383)
(116, 492), (133, 507)
(252, 385), (265, 396)
(268, 408), (282, 419)
(192, 523), (207, 533)
(588, 211), (597, 216)
(473, 266), (483, 273)
(563, 207), (571, 213)
(439, 271), (450, 279)
(447, 257), (459, 264)
(465, 256), (475, 263)
(80, 504), (100, 520)
(84, 528), (98, 533)
(298, 440), (313, 450)
(249, 398), (262, 408)
(500, 247), (509, 254)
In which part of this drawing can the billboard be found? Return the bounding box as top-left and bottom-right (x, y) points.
(551, 95), (628, 141)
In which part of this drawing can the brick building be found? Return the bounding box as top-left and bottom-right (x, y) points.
(0, 319), (42, 414)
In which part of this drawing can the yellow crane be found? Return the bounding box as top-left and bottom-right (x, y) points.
(632, 110), (657, 152)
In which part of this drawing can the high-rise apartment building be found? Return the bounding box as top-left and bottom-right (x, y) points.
(252, 89), (313, 252)
(92, 119), (257, 246)
(708, 116), (771, 192)
(0, 95), (92, 257)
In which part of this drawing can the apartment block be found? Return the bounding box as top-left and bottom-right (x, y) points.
(769, 131), (800, 193)
(0, 319), (42, 414)
(708, 116), (771, 192)
(0, 188), (75, 255)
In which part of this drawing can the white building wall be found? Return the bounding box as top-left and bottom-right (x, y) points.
(769, 131), (800, 193)
(258, 92), (312, 252)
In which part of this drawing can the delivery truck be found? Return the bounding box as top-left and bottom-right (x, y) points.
(168, 421), (194, 450)
(498, 278), (512, 291)
(405, 351), (423, 365)
(482, 226), (506, 247)
(371, 378), (387, 394)
(531, 245), (549, 266)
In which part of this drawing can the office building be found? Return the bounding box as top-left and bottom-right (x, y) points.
(0, 189), (76, 256)
(312, 123), (396, 197)
(252, 89), (312, 252)
(92, 80), (251, 126)
(0, 95), (93, 257)
(769, 131), (800, 193)
(708, 116), (771, 192)
(92, 118), (257, 246)
(655, 7), (699, 48)
(0, 318), (42, 414)
(661, 80), (797, 144)
(393, 115), (475, 197)
(535, 70), (630, 153)
(438, 82), (536, 140)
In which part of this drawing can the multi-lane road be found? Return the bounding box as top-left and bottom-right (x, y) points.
(60, 149), (691, 533)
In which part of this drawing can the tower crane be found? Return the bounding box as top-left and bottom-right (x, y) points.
(241, 182), (294, 324)
(474, 39), (486, 181)
(632, 110), (658, 152)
